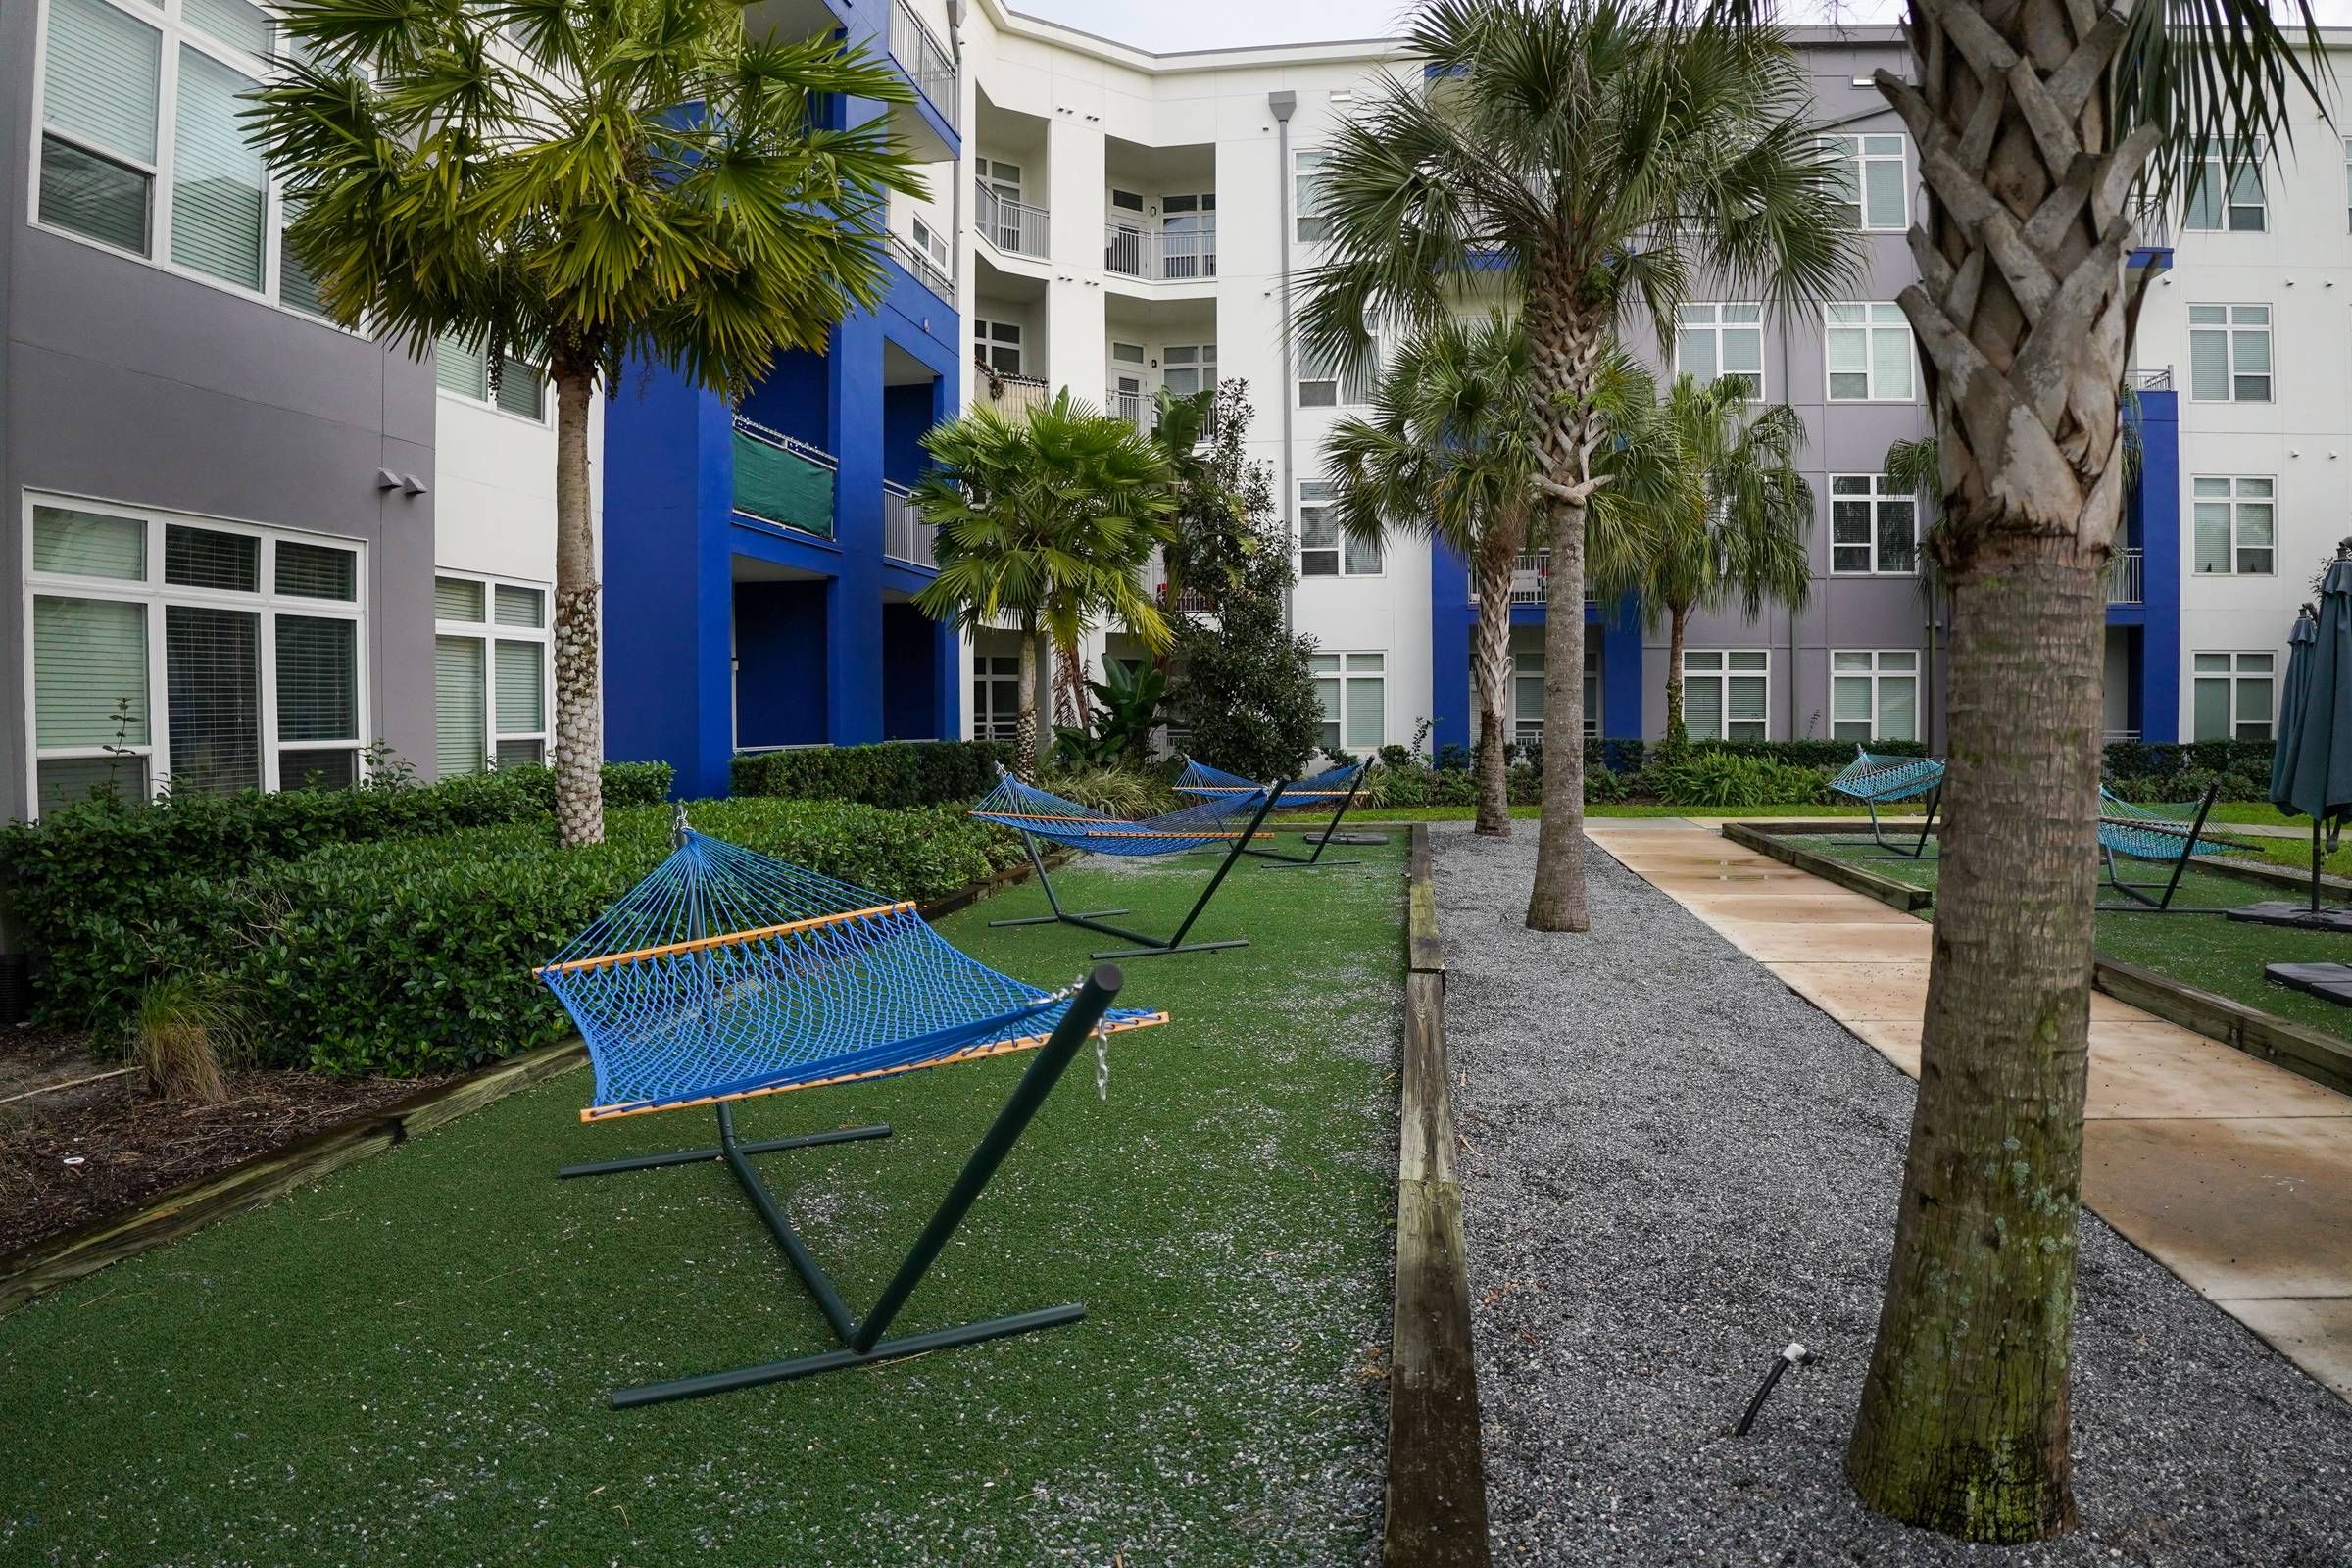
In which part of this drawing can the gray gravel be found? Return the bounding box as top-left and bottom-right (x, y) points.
(1435, 824), (2352, 1567)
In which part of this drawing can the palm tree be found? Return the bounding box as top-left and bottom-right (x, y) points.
(1299, 0), (1854, 931)
(245, 0), (925, 847)
(1697, 0), (2328, 1543)
(1590, 374), (1813, 748)
(1324, 314), (1540, 836)
(912, 393), (1177, 780)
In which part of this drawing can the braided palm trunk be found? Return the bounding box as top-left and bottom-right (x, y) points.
(1471, 526), (1522, 837)
(552, 367), (606, 849)
(1845, 0), (2150, 1538)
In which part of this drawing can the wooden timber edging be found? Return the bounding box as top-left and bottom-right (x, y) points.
(1720, 820), (1934, 911)
(0, 847), (1074, 1320)
(1385, 824), (1492, 1568)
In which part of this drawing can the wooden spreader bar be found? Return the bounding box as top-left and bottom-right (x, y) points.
(537, 901), (915, 976)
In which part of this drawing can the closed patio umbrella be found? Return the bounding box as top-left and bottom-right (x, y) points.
(2235, 545), (2352, 938)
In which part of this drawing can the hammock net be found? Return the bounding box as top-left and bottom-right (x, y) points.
(971, 772), (1273, 855)
(2098, 787), (2241, 862)
(1174, 758), (1367, 804)
(538, 830), (1167, 1121)
(1828, 748), (1945, 805)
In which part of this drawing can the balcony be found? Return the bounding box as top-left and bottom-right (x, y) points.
(976, 184), (1049, 260)
(889, 0), (956, 118)
(883, 481), (936, 568)
(1467, 551), (1599, 608)
(2125, 367), (2172, 392)
(2107, 546), (2143, 605)
(975, 362), (1051, 416)
(1107, 385), (1156, 435)
(732, 415), (835, 538)
(1146, 549), (1213, 616)
(890, 232), (953, 301)
(1104, 222), (1217, 283)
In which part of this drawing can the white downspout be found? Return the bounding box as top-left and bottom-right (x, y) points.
(1270, 90), (1298, 637)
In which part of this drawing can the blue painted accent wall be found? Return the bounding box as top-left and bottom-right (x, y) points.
(881, 603), (939, 739)
(1427, 540), (1647, 750)
(1600, 594), (1645, 743)
(882, 383), (933, 487)
(735, 582), (830, 746)
(2130, 387), (2181, 743)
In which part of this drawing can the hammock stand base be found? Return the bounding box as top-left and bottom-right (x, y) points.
(564, 968), (1123, 1409)
(2097, 785), (2226, 914)
(989, 788), (1282, 960)
(1245, 763), (1372, 870)
(1855, 790), (1939, 860)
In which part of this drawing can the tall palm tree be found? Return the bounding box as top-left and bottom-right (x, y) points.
(1299, 0), (1854, 931)
(1704, 0), (2328, 1543)
(245, 0), (925, 846)
(912, 393), (1177, 780)
(1324, 314), (1540, 836)
(1590, 374), (1813, 747)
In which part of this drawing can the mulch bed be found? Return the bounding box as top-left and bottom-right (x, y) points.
(0, 1031), (453, 1259)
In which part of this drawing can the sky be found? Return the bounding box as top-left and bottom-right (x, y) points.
(1004, 0), (2352, 54)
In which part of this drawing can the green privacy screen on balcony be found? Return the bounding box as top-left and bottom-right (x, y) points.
(733, 428), (835, 538)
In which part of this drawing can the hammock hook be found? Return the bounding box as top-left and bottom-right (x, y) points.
(671, 801), (691, 850)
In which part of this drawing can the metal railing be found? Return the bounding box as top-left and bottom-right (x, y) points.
(1103, 221), (1217, 281)
(888, 0), (956, 116)
(2127, 192), (2173, 251)
(2125, 366), (2172, 392)
(731, 414), (836, 538)
(2107, 546), (2143, 605)
(890, 232), (954, 301)
(976, 184), (1049, 260)
(1466, 551), (1600, 607)
(2103, 728), (2141, 744)
(882, 480), (935, 568)
(1107, 385), (1156, 435)
(1145, 548), (1213, 615)
(976, 362), (1051, 416)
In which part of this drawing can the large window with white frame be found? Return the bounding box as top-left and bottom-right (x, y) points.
(2191, 475), (2275, 576)
(973, 318), (1022, 375)
(1820, 134), (1908, 231)
(1675, 304), (1765, 396)
(1831, 650), (1919, 743)
(1825, 304), (1915, 402)
(434, 335), (548, 422)
(2185, 137), (2265, 232)
(1829, 473), (1919, 575)
(1298, 339), (1375, 408)
(972, 652), (1020, 742)
(1163, 343), (1217, 400)
(1504, 643), (1598, 740)
(1295, 149), (1331, 243)
(2193, 652), (2274, 741)
(31, 0), (335, 317)
(2187, 305), (2272, 402)
(1310, 652), (1385, 753)
(24, 495), (366, 814)
(1683, 650), (1769, 741)
(432, 574), (551, 776)
(1298, 480), (1380, 576)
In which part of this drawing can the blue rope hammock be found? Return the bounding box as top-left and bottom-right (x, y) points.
(969, 771), (1273, 855)
(2097, 784), (2239, 912)
(1828, 747), (1945, 858)
(1172, 757), (1372, 868)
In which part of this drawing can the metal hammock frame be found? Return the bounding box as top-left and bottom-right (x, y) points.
(2097, 782), (2233, 913)
(970, 768), (1287, 958)
(1172, 758), (1372, 868)
(534, 813), (1163, 1406)
(1827, 748), (1945, 859)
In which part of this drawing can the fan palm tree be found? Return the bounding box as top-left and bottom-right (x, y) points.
(1299, 0), (1855, 931)
(1590, 374), (1813, 748)
(1702, 0), (2329, 1543)
(912, 393), (1178, 781)
(244, 0), (926, 847)
(1324, 313), (1540, 836)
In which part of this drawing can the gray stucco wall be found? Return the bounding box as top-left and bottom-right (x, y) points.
(0, 0), (438, 819)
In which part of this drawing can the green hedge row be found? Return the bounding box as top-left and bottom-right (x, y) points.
(731, 740), (1012, 808)
(51, 798), (1024, 1078)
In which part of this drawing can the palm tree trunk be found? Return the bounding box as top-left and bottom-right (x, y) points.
(1846, 0), (2146, 1538)
(1665, 604), (1690, 749)
(1471, 536), (1516, 837)
(551, 368), (604, 849)
(1013, 620), (1041, 782)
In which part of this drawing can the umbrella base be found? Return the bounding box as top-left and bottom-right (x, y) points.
(2267, 961), (2352, 1006)
(2228, 901), (2352, 932)
(1307, 831), (1389, 846)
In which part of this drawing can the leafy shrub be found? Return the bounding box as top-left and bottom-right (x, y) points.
(2108, 767), (2266, 806)
(1580, 765), (1625, 805)
(729, 740), (1011, 808)
(2103, 739), (2273, 781)
(1035, 763), (1180, 819)
(1642, 752), (1833, 809)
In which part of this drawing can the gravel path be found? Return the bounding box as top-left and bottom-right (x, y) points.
(1435, 824), (2352, 1566)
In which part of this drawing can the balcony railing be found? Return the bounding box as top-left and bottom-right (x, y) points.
(1145, 548), (1213, 615)
(1103, 221), (1217, 282)
(890, 232), (954, 301)
(2125, 367), (2172, 392)
(732, 415), (836, 538)
(883, 480), (936, 568)
(976, 184), (1050, 260)
(976, 362), (1051, 416)
(2107, 546), (2143, 605)
(2128, 193), (2172, 251)
(1467, 551), (1599, 607)
(1107, 385), (1156, 435)
(888, 0), (956, 117)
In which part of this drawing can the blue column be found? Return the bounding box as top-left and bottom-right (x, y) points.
(2132, 387), (2181, 743)
(827, 314), (887, 745)
(1428, 540), (1474, 753)
(1600, 594), (1645, 742)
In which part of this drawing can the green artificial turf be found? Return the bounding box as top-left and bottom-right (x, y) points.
(1802, 834), (2352, 1046)
(0, 845), (1404, 1566)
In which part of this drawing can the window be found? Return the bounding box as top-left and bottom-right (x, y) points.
(1676, 304), (1764, 396)
(2344, 137), (2352, 232)
(911, 214), (951, 273)
(1298, 338), (1376, 407)
(1821, 134), (1907, 230)
(1310, 652), (1386, 752)
(1829, 473), (1919, 574)
(1162, 343), (1217, 399)
(434, 335), (548, 420)
(973, 318), (1022, 375)
(32, 0), (335, 315)
(976, 157), (1021, 203)
(1160, 193), (1215, 279)
(2187, 305), (2272, 402)
(1512, 643), (1544, 741)
(2193, 652), (2275, 741)
(24, 496), (364, 813)
(2185, 137), (2265, 232)
(1831, 651), (1919, 743)
(1683, 651), (1769, 741)
(433, 573), (550, 774)
(2191, 476), (2275, 575)
(1295, 150), (1330, 243)
(1825, 304), (1915, 401)
(972, 653), (1021, 742)
(1298, 481), (1379, 576)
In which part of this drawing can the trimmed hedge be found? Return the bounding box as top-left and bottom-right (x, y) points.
(45, 798), (1024, 1077)
(731, 740), (1012, 808)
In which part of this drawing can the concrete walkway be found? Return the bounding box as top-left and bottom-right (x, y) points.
(1588, 815), (2352, 1402)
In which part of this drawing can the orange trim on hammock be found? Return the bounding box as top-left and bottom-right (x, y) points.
(576, 1010), (1173, 1122)
(537, 901), (915, 976)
